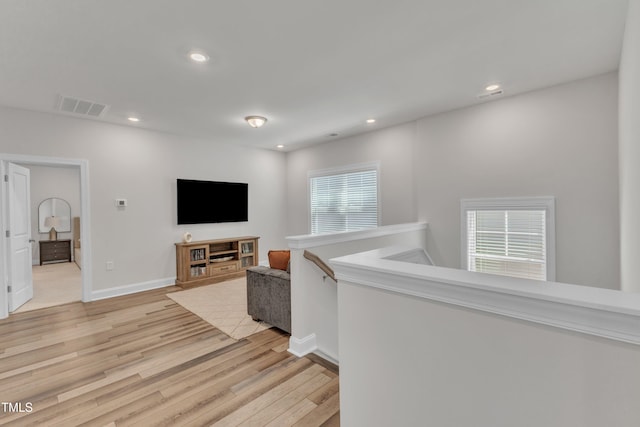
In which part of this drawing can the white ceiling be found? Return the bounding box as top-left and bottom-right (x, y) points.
(0, 0), (629, 151)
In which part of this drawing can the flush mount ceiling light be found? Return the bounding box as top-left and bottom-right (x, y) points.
(485, 83), (501, 91)
(276, 144), (284, 149)
(245, 116), (267, 128)
(188, 50), (209, 63)
(127, 116), (140, 122)
(366, 119), (376, 124)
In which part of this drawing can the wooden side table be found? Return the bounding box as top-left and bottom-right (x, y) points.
(39, 239), (72, 265)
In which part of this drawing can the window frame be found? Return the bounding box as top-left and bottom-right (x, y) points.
(308, 161), (381, 235)
(460, 197), (556, 281)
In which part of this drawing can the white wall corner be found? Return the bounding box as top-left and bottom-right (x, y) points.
(90, 277), (175, 301)
(288, 334), (318, 357)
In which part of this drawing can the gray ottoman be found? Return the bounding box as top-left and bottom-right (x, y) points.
(246, 266), (291, 333)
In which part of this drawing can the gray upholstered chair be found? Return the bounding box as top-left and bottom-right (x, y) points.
(246, 266), (291, 333)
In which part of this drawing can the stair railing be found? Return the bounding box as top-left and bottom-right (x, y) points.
(303, 250), (337, 282)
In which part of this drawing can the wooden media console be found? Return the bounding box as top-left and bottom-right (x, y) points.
(175, 236), (259, 288)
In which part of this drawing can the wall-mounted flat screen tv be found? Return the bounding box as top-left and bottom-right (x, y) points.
(177, 179), (248, 224)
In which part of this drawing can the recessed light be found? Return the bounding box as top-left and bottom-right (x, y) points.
(188, 50), (209, 63)
(366, 119), (376, 124)
(276, 144), (284, 149)
(127, 116), (140, 122)
(485, 84), (501, 91)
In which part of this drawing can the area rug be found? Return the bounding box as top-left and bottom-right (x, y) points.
(167, 277), (271, 339)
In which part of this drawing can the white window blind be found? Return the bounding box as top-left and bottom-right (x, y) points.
(461, 197), (555, 282)
(310, 168), (378, 234)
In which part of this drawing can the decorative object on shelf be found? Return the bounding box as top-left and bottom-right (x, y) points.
(183, 232), (193, 243)
(190, 248), (206, 261)
(241, 241), (254, 254)
(211, 256), (234, 263)
(245, 115), (267, 128)
(44, 216), (62, 241)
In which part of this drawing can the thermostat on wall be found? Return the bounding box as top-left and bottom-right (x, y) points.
(115, 199), (127, 207)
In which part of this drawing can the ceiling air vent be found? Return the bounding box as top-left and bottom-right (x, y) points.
(56, 95), (109, 118)
(477, 89), (504, 100)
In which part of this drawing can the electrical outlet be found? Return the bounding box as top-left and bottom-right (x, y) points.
(106, 261), (114, 271)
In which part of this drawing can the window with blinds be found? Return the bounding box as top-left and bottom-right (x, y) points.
(461, 198), (555, 281)
(310, 166), (379, 234)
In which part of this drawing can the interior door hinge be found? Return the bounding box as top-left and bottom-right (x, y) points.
(7, 286), (11, 293)
(3, 174), (8, 183)
(5, 230), (9, 238)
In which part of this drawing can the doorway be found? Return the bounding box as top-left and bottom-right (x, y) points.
(0, 154), (92, 319)
(18, 263), (82, 312)
(16, 165), (82, 312)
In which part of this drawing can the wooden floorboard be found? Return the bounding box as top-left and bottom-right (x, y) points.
(0, 287), (339, 426)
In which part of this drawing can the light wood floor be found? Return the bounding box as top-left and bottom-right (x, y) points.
(0, 287), (340, 426)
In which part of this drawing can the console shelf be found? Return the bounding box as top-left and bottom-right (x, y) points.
(175, 236), (259, 289)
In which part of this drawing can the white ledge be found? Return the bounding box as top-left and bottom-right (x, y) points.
(286, 222), (428, 249)
(330, 246), (640, 345)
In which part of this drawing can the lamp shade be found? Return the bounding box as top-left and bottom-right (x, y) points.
(44, 216), (61, 228)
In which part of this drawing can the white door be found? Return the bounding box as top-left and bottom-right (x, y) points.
(7, 163), (33, 311)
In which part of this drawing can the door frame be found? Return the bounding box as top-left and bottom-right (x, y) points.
(0, 153), (92, 319)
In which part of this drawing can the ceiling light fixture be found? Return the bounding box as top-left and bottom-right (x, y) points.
(127, 116), (140, 122)
(245, 116), (267, 128)
(366, 119), (376, 124)
(188, 50), (209, 63)
(277, 144), (284, 149)
(485, 84), (501, 91)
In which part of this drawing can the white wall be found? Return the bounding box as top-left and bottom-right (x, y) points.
(285, 122), (416, 235)
(27, 165), (81, 264)
(416, 73), (619, 289)
(0, 107), (287, 295)
(338, 278), (640, 427)
(620, 0), (640, 292)
(287, 73), (620, 289)
(0, 70), (623, 296)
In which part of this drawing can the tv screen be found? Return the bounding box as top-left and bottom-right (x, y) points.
(177, 179), (248, 224)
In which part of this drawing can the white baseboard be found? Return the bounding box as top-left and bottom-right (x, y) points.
(288, 334), (317, 357)
(90, 277), (176, 301)
(313, 349), (339, 366)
